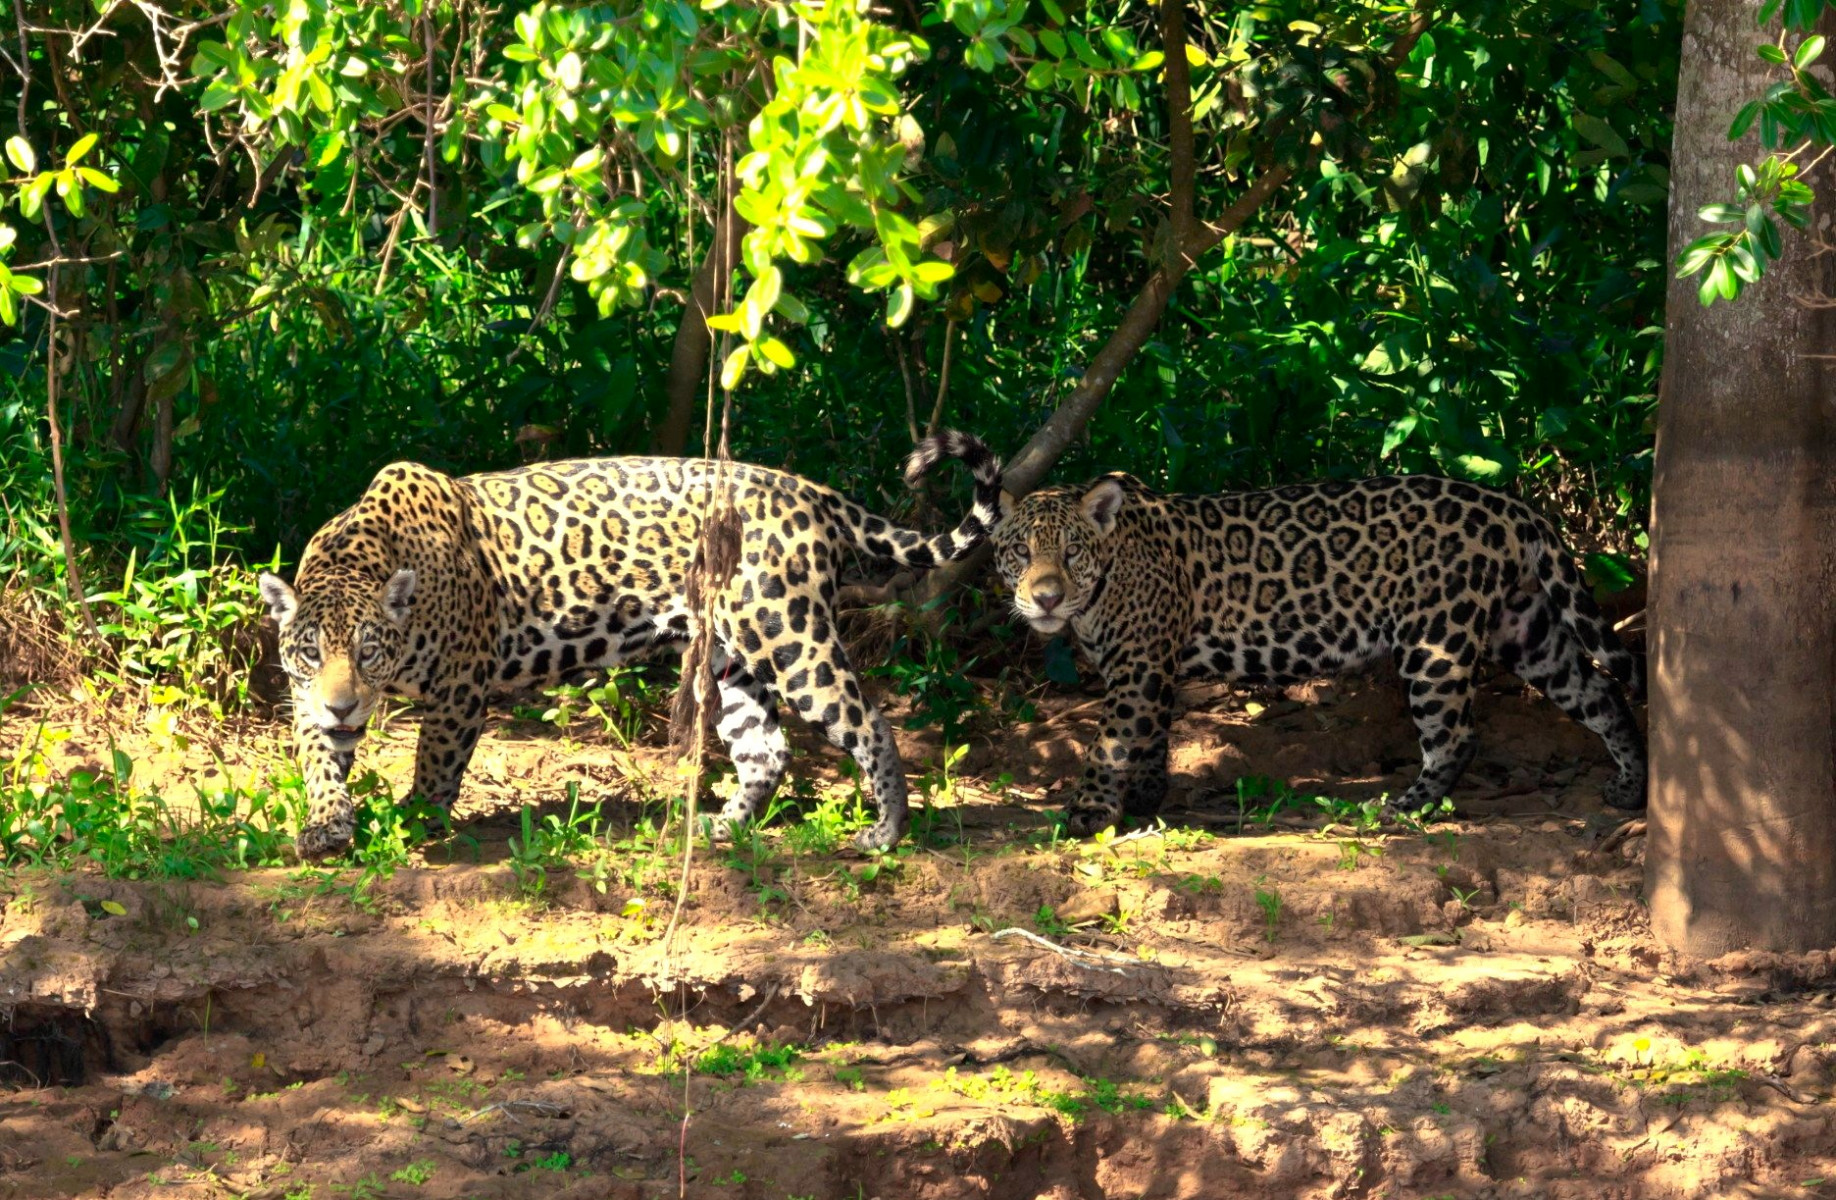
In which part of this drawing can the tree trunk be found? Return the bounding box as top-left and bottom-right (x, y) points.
(1645, 0), (1836, 954)
(656, 204), (748, 457)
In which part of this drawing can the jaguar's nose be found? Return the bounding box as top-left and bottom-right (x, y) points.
(328, 700), (358, 723)
(1032, 578), (1065, 612)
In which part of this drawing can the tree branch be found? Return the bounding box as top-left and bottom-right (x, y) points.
(1162, 0), (1198, 261)
(657, 187), (748, 456)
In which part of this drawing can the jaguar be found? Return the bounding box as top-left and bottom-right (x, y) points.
(991, 472), (1646, 834)
(258, 432), (1002, 858)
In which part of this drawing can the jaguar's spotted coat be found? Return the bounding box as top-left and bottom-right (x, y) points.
(992, 473), (1646, 834)
(259, 432), (1002, 858)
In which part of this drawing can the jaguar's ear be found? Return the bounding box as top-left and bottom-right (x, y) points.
(258, 573), (299, 628)
(381, 568), (417, 627)
(999, 489), (1018, 519)
(1080, 478), (1125, 536)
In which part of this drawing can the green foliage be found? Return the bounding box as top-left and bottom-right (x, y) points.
(88, 489), (275, 716)
(1676, 5), (1830, 306)
(692, 1039), (803, 1084)
(388, 1162), (436, 1187)
(1253, 880), (1283, 943)
(505, 786), (604, 899)
(517, 667), (663, 747)
(0, 0), (1672, 587)
(930, 1064), (1152, 1123)
(868, 621), (985, 743)
(0, 731), (300, 878)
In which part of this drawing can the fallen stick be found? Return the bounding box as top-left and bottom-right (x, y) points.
(988, 926), (1136, 975)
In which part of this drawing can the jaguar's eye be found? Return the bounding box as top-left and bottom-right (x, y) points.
(1064, 544), (1081, 562)
(359, 642), (382, 667)
(297, 643), (322, 670)
(1013, 544), (1031, 564)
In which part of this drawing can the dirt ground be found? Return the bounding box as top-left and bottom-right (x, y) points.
(7, 667), (1836, 1200)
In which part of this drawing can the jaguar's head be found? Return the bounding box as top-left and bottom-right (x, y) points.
(258, 567), (416, 751)
(991, 476), (1127, 635)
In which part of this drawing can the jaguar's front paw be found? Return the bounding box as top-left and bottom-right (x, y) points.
(295, 820), (354, 862)
(1065, 802), (1123, 839)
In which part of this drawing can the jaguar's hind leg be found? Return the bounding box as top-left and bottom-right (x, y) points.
(1394, 629), (1483, 813)
(773, 618), (909, 852)
(1496, 592), (1647, 809)
(707, 649), (792, 838)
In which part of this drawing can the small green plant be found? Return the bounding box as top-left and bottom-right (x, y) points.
(1253, 882), (1283, 943)
(389, 1161), (436, 1186)
(506, 785), (604, 900)
(526, 667), (662, 746)
(867, 620), (987, 744)
(1337, 839), (1381, 871)
(1032, 903), (1070, 938)
(693, 1039), (804, 1084)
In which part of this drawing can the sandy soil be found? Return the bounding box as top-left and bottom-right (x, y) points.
(6, 668), (1836, 1200)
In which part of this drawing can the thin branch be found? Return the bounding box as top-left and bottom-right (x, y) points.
(12, 0), (30, 133)
(423, 11), (439, 235)
(988, 927), (1135, 975)
(924, 317), (956, 438)
(1161, 0), (1197, 263)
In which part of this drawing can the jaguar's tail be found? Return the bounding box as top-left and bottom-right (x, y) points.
(1526, 516), (1646, 702)
(837, 430), (1004, 569)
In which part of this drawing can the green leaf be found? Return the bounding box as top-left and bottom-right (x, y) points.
(1380, 412), (1417, 457)
(1361, 339), (1405, 376)
(911, 260), (953, 285)
(100, 899), (128, 916)
(757, 336), (795, 370)
(773, 293), (810, 324)
(78, 167), (119, 193)
(1796, 34), (1826, 68)
(198, 80), (239, 112)
(5, 136), (34, 174)
(1452, 453), (1508, 482)
(65, 132), (99, 165)
(719, 345), (750, 390)
(1697, 203), (1744, 223)
(1583, 552), (1638, 595)
(1758, 43), (1788, 64)
(1730, 101), (1762, 140)
(885, 281), (915, 327)
(1571, 113), (1629, 157)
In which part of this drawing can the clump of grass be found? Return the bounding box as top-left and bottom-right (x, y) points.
(0, 743), (301, 878)
(1253, 881), (1283, 942)
(692, 1039), (804, 1085)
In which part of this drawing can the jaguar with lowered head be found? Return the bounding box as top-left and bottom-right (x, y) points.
(992, 473), (1645, 835)
(259, 433), (1002, 858)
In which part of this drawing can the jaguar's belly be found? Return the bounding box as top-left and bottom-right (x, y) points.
(490, 596), (691, 687)
(1180, 618), (1392, 685)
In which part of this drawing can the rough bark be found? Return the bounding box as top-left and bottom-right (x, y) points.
(1645, 0), (1836, 953)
